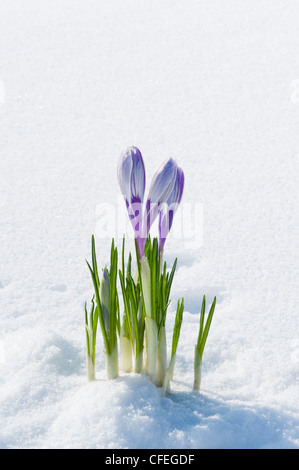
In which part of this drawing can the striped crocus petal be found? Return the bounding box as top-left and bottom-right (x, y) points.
(117, 146), (145, 205)
(130, 148), (146, 204)
(117, 146), (146, 258)
(117, 148), (133, 205)
(159, 166), (184, 251)
(143, 158), (178, 239)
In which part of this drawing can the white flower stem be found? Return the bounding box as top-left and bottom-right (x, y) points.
(162, 354), (176, 396)
(145, 316), (158, 381)
(120, 335), (132, 373)
(155, 326), (167, 387)
(134, 350), (143, 373)
(105, 343), (119, 380)
(143, 333), (148, 371)
(168, 352), (176, 382)
(193, 346), (202, 391)
(86, 354), (95, 382)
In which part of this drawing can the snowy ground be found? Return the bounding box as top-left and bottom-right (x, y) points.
(0, 0), (298, 449)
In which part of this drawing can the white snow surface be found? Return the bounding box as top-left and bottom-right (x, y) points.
(0, 0), (298, 449)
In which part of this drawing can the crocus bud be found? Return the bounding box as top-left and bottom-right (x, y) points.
(117, 146), (146, 257)
(118, 146), (145, 203)
(158, 166), (184, 251)
(143, 158), (178, 240)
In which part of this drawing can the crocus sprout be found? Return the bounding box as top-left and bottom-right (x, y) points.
(119, 236), (145, 374)
(162, 298), (184, 395)
(86, 236), (120, 380)
(193, 296), (217, 391)
(117, 148), (185, 386)
(140, 236), (179, 386)
(85, 146), (217, 396)
(85, 295), (98, 381)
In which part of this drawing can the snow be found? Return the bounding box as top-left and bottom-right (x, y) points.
(0, 0), (298, 449)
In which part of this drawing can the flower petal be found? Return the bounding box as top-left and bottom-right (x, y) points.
(166, 166), (184, 206)
(159, 166), (184, 251)
(130, 147), (146, 204)
(117, 147), (133, 203)
(143, 158), (178, 237)
(147, 158), (177, 204)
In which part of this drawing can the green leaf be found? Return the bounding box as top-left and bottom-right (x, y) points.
(108, 243), (118, 355)
(166, 258), (177, 301)
(85, 302), (91, 357)
(92, 306), (99, 361)
(91, 235), (100, 287)
(198, 296), (216, 359)
(86, 258), (109, 353)
(140, 256), (151, 318)
(171, 298), (184, 357)
(122, 235), (125, 279)
(127, 251), (132, 278)
(196, 295), (206, 350)
(150, 238), (157, 322)
(119, 270), (134, 346)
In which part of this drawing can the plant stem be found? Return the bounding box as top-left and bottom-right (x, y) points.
(105, 342), (119, 380)
(86, 236), (119, 381)
(86, 354), (95, 382)
(145, 316), (158, 380)
(119, 236), (145, 375)
(85, 297), (98, 382)
(155, 325), (167, 387)
(134, 350), (143, 373)
(193, 347), (202, 391)
(120, 333), (132, 373)
(193, 296), (216, 391)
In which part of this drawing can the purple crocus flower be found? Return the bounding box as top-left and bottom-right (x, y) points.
(118, 148), (183, 258)
(158, 166), (184, 252)
(117, 146), (146, 257)
(143, 158), (178, 241)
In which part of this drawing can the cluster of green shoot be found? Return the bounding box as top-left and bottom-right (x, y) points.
(85, 235), (216, 393)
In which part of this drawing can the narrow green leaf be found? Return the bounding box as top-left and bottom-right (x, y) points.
(198, 296), (216, 358)
(171, 298), (184, 357)
(108, 244), (118, 354)
(119, 270), (134, 346)
(92, 306), (99, 362)
(86, 259), (109, 353)
(196, 295), (206, 350)
(151, 239), (157, 322)
(122, 235), (125, 278)
(166, 258), (177, 296)
(127, 251), (132, 278)
(91, 235), (100, 287)
(85, 302), (91, 356)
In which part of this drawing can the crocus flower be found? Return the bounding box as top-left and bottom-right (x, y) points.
(158, 166), (184, 251)
(142, 158), (178, 244)
(118, 148), (183, 258)
(117, 146), (146, 257)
